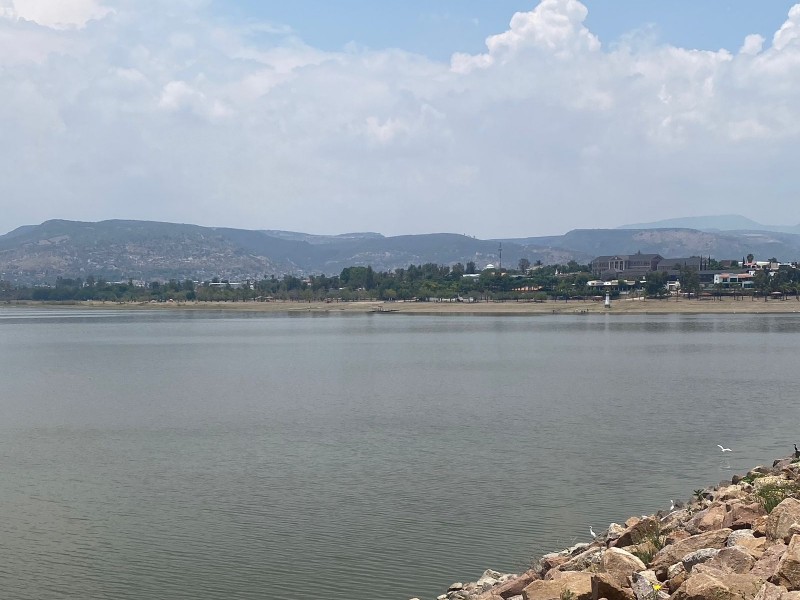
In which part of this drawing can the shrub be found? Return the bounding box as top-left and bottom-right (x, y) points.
(755, 482), (800, 513)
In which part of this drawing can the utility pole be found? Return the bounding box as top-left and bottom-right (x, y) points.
(498, 243), (502, 270)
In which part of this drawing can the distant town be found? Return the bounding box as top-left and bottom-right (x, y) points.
(2, 251), (799, 304)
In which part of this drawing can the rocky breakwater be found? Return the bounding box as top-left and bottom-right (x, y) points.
(417, 455), (800, 600)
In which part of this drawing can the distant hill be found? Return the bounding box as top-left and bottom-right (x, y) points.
(0, 219), (579, 284)
(508, 228), (800, 261)
(618, 214), (800, 234)
(2, 218), (800, 284)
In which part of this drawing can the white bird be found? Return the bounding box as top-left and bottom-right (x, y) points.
(717, 444), (732, 452)
(669, 499), (675, 511)
(589, 526), (597, 539)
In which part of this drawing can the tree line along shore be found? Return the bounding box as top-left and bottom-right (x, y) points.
(3, 258), (800, 305)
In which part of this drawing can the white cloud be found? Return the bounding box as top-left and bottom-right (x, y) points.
(158, 80), (231, 119)
(451, 0), (600, 73)
(3, 0), (111, 29)
(1, 1), (800, 239)
(740, 34), (764, 55)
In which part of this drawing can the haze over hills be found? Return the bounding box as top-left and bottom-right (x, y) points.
(618, 215), (800, 234)
(2, 217), (800, 284)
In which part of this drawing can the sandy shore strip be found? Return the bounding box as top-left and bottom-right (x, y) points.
(5, 297), (800, 315)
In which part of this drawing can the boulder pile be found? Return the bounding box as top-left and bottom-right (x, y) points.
(417, 456), (800, 600)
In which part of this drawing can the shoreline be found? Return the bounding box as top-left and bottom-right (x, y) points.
(4, 297), (800, 316)
(426, 455), (800, 600)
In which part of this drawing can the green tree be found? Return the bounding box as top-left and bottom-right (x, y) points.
(753, 270), (771, 301)
(678, 266), (700, 297)
(644, 271), (668, 297)
(518, 258), (531, 273)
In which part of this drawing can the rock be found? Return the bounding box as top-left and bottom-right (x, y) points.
(613, 518), (661, 548)
(538, 553), (570, 577)
(669, 562), (687, 579)
(522, 572), (593, 600)
(651, 529), (732, 575)
(489, 570), (539, 599)
(753, 582), (788, 600)
(755, 516), (770, 537)
(682, 548), (721, 572)
(719, 487), (749, 502)
(783, 592), (800, 600)
(723, 501), (768, 530)
(665, 530), (692, 546)
(767, 499), (800, 542)
(686, 505), (727, 534)
(730, 530), (758, 544)
(667, 563), (689, 593)
(608, 523), (626, 538)
(661, 510), (692, 534)
(630, 572), (667, 600)
(733, 535), (767, 559)
(671, 567), (764, 600)
(478, 570), (506, 592)
(591, 572), (634, 600)
(449, 583), (465, 591)
(752, 543), (788, 579)
(636, 570), (658, 584)
(557, 548), (602, 573)
(772, 535), (800, 590)
(568, 543), (592, 556)
(601, 548), (646, 585)
(705, 547), (757, 574)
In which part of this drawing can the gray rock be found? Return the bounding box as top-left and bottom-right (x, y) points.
(448, 582), (464, 591)
(729, 530), (758, 546)
(682, 548), (721, 572)
(631, 571), (666, 600)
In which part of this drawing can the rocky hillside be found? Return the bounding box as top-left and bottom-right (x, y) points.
(0, 219), (584, 283)
(3, 219), (800, 283)
(426, 455), (800, 600)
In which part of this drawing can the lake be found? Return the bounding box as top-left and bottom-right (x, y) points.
(1, 308), (799, 600)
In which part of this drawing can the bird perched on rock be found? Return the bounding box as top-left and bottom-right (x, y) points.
(589, 526), (597, 539)
(794, 444), (799, 459)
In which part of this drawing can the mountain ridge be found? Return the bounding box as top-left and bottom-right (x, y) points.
(2, 218), (799, 284)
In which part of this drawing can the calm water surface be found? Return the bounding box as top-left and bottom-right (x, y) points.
(1, 308), (799, 600)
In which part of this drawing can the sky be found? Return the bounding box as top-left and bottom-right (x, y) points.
(1, 1), (799, 238)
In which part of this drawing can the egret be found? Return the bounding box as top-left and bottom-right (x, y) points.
(589, 526), (597, 539)
(717, 444), (732, 452)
